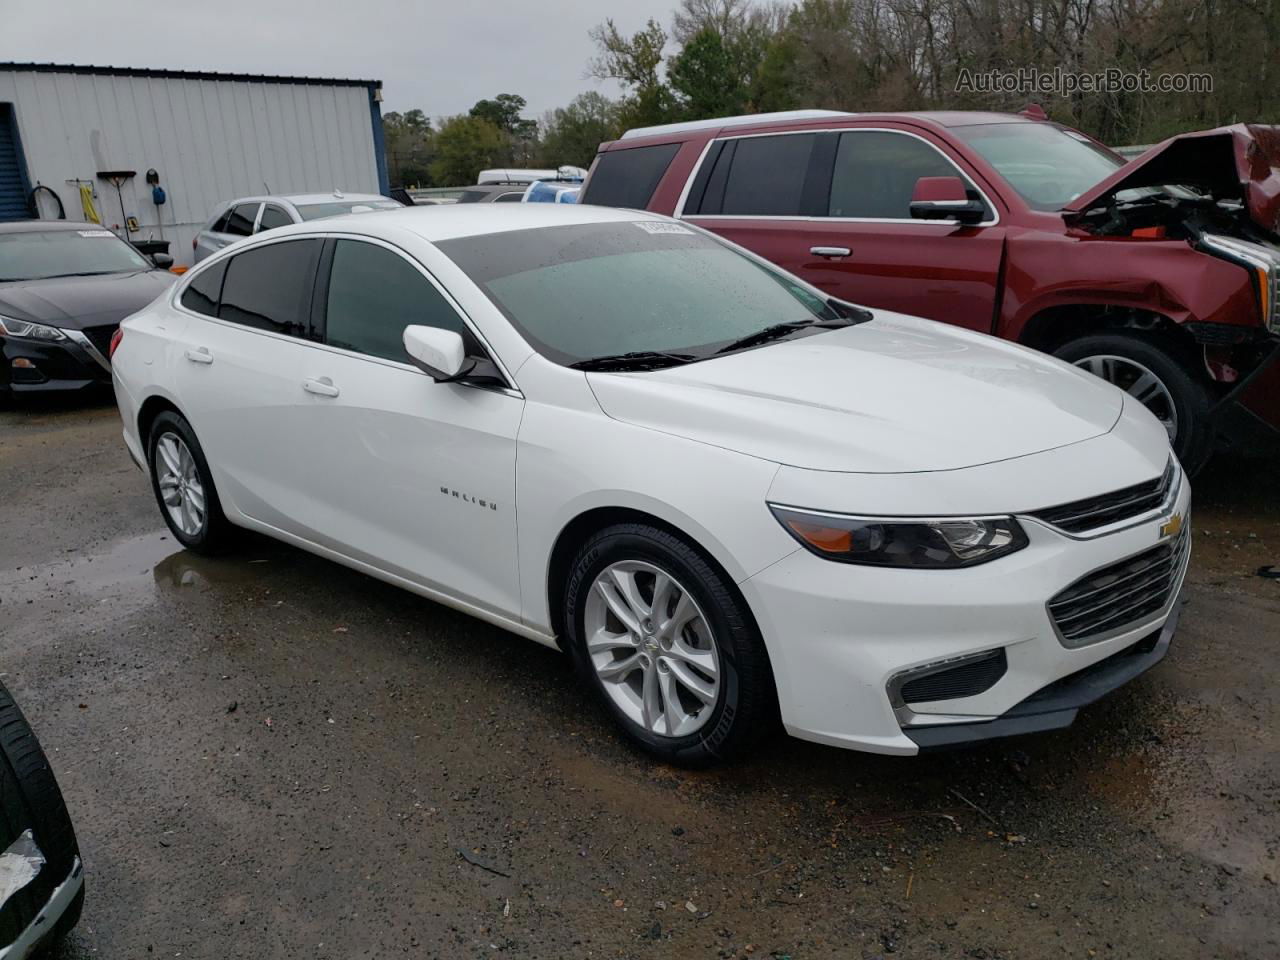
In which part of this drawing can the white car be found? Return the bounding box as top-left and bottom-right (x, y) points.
(110, 204), (1190, 765)
(192, 192), (402, 263)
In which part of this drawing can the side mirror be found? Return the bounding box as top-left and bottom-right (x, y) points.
(909, 176), (986, 224)
(403, 325), (468, 380)
(150, 252), (174, 269)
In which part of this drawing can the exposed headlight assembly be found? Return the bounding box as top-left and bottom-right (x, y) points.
(0, 315), (67, 342)
(770, 506), (1028, 568)
(1200, 234), (1280, 334)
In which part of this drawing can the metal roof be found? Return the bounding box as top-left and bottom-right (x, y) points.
(0, 62), (381, 89)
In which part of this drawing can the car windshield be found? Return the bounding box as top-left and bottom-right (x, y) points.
(0, 228), (153, 282)
(437, 221), (852, 366)
(295, 199), (403, 220)
(954, 123), (1126, 211)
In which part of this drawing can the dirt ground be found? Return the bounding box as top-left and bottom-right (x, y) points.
(1, 394), (1276, 960)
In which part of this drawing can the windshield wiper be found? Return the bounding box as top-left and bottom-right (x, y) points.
(715, 315), (863, 355)
(570, 350), (699, 371)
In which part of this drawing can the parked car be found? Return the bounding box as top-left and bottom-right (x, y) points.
(193, 192), (402, 262)
(0, 221), (176, 403)
(112, 204), (1188, 766)
(477, 166), (587, 185)
(581, 109), (1280, 473)
(0, 681), (84, 958)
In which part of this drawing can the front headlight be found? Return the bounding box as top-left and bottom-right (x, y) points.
(770, 505), (1028, 568)
(1200, 234), (1280, 334)
(0, 315), (67, 342)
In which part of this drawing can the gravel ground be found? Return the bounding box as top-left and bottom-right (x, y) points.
(1, 394), (1277, 960)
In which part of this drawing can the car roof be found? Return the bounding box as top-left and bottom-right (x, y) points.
(228, 193), (392, 206)
(0, 219), (114, 234)
(263, 202), (661, 243)
(613, 109), (1036, 146)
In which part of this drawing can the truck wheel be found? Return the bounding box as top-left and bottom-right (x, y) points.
(0, 682), (84, 954)
(1055, 332), (1215, 475)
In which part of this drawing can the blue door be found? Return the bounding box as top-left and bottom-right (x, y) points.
(0, 105), (31, 221)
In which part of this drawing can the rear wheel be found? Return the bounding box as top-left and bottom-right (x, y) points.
(1054, 332), (1215, 474)
(147, 411), (235, 553)
(563, 523), (775, 766)
(0, 681), (83, 954)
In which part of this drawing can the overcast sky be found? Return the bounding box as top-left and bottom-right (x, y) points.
(1, 0), (662, 120)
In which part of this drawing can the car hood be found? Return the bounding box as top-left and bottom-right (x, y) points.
(586, 314), (1124, 474)
(1065, 123), (1280, 235)
(0, 270), (175, 330)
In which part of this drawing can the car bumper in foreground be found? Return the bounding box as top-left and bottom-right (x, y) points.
(741, 470), (1191, 755)
(0, 855), (83, 960)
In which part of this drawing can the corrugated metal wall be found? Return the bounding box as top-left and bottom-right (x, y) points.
(0, 68), (382, 264)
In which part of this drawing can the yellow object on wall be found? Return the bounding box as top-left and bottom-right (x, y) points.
(78, 183), (101, 224)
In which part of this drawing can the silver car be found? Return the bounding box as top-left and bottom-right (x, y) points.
(192, 192), (402, 263)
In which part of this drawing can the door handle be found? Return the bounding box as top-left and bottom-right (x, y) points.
(185, 347), (213, 364)
(303, 377), (340, 398)
(810, 246), (851, 259)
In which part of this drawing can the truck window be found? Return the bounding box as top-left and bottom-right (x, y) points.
(581, 143), (680, 209)
(828, 131), (988, 220)
(693, 133), (816, 217)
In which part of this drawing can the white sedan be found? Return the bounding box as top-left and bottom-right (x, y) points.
(110, 204), (1190, 765)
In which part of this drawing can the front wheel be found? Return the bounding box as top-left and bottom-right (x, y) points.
(1054, 332), (1215, 475)
(563, 523), (775, 766)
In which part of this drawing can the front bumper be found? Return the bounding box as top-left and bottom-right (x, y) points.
(0, 857), (82, 960)
(740, 469), (1192, 755)
(0, 331), (112, 394)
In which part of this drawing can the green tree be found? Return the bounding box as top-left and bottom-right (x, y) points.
(589, 18), (678, 129)
(382, 108), (434, 186)
(536, 92), (623, 168)
(429, 115), (509, 186)
(668, 27), (748, 117)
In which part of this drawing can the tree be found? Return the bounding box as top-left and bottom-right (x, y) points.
(382, 109), (433, 186)
(429, 115), (509, 186)
(589, 18), (678, 128)
(668, 27), (749, 117)
(536, 92), (623, 168)
(470, 93), (539, 152)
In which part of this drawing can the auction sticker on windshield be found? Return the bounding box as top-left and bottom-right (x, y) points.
(634, 222), (694, 235)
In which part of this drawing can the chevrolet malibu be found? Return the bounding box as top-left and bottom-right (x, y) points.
(110, 204), (1190, 765)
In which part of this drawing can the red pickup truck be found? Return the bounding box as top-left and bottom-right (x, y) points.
(580, 109), (1280, 472)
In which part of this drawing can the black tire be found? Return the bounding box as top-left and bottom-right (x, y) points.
(0, 681), (83, 954)
(1053, 332), (1215, 475)
(563, 523), (775, 767)
(147, 410), (235, 553)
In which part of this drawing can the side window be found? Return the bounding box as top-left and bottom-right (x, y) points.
(257, 205), (292, 232)
(218, 239), (321, 337)
(324, 240), (471, 363)
(212, 208), (234, 233)
(223, 203), (259, 237)
(580, 143), (680, 209)
(703, 134), (816, 217)
(180, 259), (227, 317)
(828, 131), (986, 219)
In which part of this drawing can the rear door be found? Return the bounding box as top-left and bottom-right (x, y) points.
(683, 127), (1007, 333)
(173, 237), (325, 531)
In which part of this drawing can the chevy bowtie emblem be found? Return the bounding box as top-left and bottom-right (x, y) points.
(1160, 513), (1184, 539)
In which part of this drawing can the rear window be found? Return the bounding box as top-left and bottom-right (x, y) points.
(294, 199), (401, 220)
(694, 134), (816, 217)
(180, 260), (227, 317)
(580, 143), (680, 209)
(217, 239), (321, 337)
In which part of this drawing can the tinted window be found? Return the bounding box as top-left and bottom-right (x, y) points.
(212, 208), (234, 233)
(180, 259), (227, 317)
(493, 191), (524, 202)
(580, 143), (680, 209)
(257, 205), (292, 231)
(718, 134), (815, 216)
(224, 203), (259, 236)
(829, 131), (980, 219)
(324, 240), (470, 363)
(218, 239), (321, 336)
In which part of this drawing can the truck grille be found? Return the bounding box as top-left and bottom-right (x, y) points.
(1048, 526), (1190, 647)
(1032, 459), (1175, 534)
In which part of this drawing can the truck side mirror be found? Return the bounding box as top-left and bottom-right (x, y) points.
(909, 176), (987, 225)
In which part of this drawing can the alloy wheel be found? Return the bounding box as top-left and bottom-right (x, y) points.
(1073, 354), (1178, 441)
(154, 432), (206, 537)
(584, 560), (721, 738)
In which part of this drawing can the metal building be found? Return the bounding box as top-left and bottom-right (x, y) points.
(0, 63), (389, 264)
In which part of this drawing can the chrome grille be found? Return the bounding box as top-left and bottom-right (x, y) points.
(1032, 459), (1175, 534)
(1048, 526), (1190, 647)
